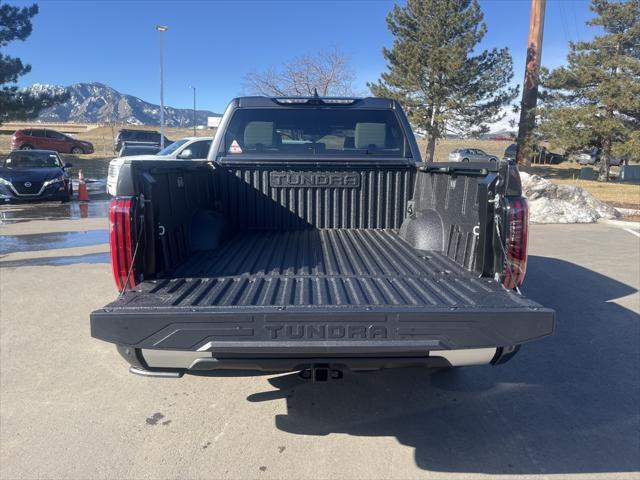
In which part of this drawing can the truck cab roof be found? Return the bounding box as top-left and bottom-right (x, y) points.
(231, 96), (399, 109)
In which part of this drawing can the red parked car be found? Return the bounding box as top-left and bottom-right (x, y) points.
(11, 128), (94, 154)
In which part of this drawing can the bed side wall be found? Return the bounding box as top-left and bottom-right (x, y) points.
(400, 171), (481, 271)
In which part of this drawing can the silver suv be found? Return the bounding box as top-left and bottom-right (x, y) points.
(107, 137), (212, 196)
(449, 148), (498, 162)
(577, 148), (623, 166)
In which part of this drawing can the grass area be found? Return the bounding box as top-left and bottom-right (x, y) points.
(521, 161), (585, 180)
(0, 125), (216, 179)
(549, 178), (639, 209)
(418, 138), (640, 211)
(416, 138), (511, 162)
(2, 126), (638, 212)
(0, 124), (215, 159)
(520, 162), (640, 210)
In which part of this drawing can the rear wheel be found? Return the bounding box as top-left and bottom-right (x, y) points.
(462, 158), (469, 162)
(71, 147), (84, 154)
(489, 157), (498, 162)
(20, 144), (33, 150)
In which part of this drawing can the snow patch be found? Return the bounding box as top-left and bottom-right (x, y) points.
(520, 171), (620, 224)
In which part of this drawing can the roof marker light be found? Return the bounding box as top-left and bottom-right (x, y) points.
(322, 98), (357, 104)
(273, 97), (357, 105)
(274, 98), (309, 104)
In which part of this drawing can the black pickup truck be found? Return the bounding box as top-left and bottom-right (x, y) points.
(91, 96), (554, 381)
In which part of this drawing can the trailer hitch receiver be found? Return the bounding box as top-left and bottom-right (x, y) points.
(299, 364), (344, 382)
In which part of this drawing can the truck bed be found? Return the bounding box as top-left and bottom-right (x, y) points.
(129, 229), (521, 308)
(91, 229), (554, 353)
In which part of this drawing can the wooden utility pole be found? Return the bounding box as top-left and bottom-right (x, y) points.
(516, 0), (546, 167)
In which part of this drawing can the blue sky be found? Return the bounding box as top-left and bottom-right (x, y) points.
(6, 0), (596, 114)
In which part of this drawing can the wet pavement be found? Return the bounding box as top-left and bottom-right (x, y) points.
(0, 198), (110, 224)
(0, 251), (110, 268)
(0, 188), (110, 262)
(0, 229), (108, 254)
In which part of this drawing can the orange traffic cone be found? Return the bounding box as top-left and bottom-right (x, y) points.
(78, 169), (89, 202)
(79, 202), (89, 218)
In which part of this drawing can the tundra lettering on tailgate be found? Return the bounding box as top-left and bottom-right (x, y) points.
(269, 172), (360, 188)
(265, 324), (387, 339)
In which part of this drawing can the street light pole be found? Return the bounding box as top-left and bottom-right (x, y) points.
(156, 25), (168, 149)
(191, 86), (196, 136)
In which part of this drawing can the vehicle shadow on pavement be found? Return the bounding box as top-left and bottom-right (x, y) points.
(247, 255), (640, 475)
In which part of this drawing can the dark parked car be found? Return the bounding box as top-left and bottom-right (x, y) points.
(504, 143), (517, 161)
(117, 142), (162, 157)
(0, 150), (72, 203)
(11, 129), (94, 154)
(114, 129), (171, 153)
(504, 143), (564, 164)
(576, 148), (623, 166)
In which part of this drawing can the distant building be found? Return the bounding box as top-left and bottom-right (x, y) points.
(207, 116), (221, 128)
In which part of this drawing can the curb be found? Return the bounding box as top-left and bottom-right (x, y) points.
(601, 218), (640, 229)
(615, 207), (640, 216)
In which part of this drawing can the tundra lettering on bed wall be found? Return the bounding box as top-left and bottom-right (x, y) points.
(269, 172), (361, 188)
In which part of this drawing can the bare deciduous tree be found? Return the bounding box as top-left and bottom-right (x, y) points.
(244, 49), (357, 97)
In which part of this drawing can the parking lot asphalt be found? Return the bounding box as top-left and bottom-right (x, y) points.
(0, 206), (638, 480)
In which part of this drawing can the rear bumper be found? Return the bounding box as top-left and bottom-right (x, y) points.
(92, 307), (554, 374)
(117, 344), (520, 377)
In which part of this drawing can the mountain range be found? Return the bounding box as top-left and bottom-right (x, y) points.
(25, 82), (221, 127)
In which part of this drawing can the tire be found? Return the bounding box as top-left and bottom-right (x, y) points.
(71, 147), (84, 154)
(61, 182), (73, 203)
(462, 158), (469, 162)
(20, 144), (33, 150)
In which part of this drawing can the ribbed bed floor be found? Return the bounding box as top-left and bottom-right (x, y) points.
(117, 229), (535, 311)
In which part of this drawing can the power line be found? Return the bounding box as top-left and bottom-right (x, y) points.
(570, 0), (582, 41)
(556, 0), (571, 44)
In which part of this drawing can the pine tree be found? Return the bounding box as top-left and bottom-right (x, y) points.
(0, 1), (67, 124)
(369, 0), (518, 161)
(540, 0), (640, 181)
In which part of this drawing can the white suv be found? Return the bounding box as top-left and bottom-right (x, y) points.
(107, 137), (212, 196)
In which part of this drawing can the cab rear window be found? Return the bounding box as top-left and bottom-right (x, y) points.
(222, 108), (409, 157)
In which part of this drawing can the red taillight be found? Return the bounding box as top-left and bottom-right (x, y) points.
(109, 197), (139, 291)
(503, 197), (528, 289)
